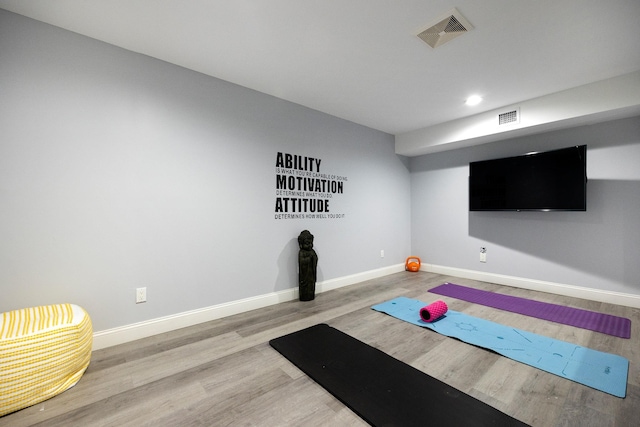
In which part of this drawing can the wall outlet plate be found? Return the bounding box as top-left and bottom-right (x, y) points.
(136, 287), (147, 303)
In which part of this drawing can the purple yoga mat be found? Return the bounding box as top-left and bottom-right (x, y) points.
(429, 283), (631, 339)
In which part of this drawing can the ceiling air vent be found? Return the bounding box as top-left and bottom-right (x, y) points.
(498, 108), (520, 125)
(417, 8), (474, 49)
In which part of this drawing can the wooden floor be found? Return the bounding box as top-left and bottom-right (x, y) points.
(2, 272), (639, 426)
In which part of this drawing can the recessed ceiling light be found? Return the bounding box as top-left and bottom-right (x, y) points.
(465, 95), (482, 106)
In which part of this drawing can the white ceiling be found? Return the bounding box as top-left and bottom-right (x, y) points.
(2, 1), (640, 137)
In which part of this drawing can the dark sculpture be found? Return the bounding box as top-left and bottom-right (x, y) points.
(298, 230), (318, 301)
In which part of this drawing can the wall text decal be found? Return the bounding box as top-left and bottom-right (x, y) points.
(275, 152), (347, 220)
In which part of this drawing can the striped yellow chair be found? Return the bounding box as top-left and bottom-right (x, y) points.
(0, 304), (92, 416)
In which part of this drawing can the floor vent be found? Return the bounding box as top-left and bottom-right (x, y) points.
(498, 108), (520, 125)
(417, 8), (474, 49)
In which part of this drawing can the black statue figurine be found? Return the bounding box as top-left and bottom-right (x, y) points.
(298, 230), (318, 301)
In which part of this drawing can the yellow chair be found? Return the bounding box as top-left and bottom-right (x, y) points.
(0, 303), (92, 416)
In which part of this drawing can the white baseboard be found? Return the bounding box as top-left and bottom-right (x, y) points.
(92, 263), (405, 350)
(422, 263), (640, 309)
(317, 263), (405, 293)
(93, 263), (639, 350)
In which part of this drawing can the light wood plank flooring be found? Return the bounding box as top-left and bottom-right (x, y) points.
(2, 272), (639, 426)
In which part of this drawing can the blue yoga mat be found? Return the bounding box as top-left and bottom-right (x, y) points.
(371, 297), (628, 398)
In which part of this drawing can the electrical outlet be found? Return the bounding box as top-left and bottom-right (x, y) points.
(380, 250), (384, 258)
(136, 287), (147, 304)
(480, 247), (487, 263)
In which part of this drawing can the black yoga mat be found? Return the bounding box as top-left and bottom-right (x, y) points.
(270, 324), (529, 427)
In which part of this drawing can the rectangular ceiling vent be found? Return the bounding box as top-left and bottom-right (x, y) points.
(417, 8), (474, 49)
(498, 108), (520, 125)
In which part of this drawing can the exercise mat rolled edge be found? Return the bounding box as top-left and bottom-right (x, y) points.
(420, 300), (448, 322)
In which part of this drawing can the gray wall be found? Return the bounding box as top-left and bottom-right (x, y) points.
(3, 8), (638, 335)
(0, 10), (411, 331)
(410, 116), (640, 295)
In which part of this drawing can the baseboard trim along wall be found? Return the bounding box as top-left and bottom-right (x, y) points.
(423, 263), (640, 309)
(93, 263), (640, 350)
(92, 263), (406, 350)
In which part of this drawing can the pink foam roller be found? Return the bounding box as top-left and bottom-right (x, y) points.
(419, 300), (448, 322)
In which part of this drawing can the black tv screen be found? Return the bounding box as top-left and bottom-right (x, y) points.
(469, 145), (587, 211)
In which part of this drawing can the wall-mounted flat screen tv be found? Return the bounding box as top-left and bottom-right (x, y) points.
(469, 145), (587, 211)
